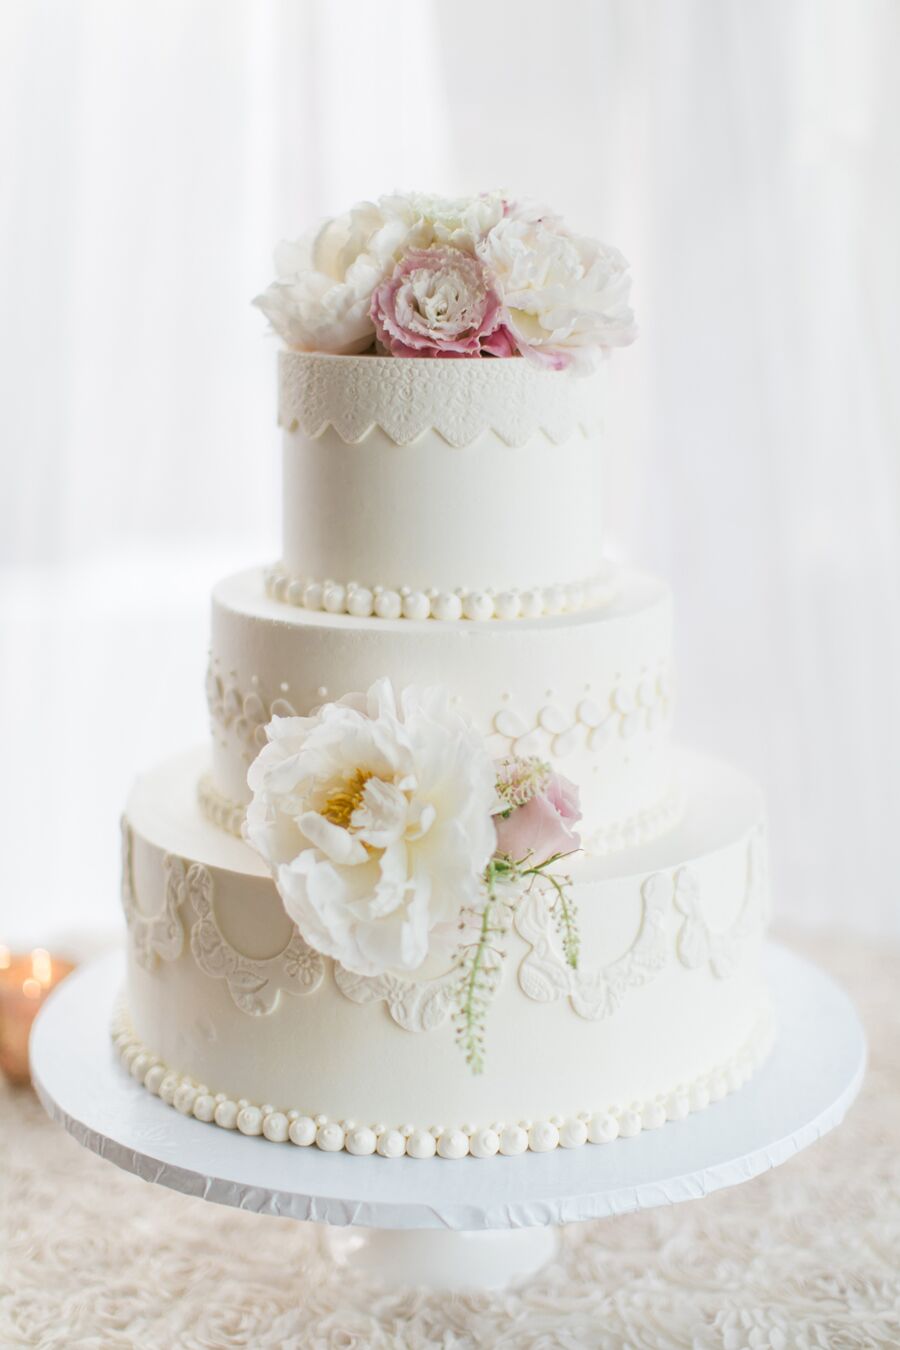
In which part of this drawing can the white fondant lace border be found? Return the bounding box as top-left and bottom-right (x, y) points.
(278, 350), (604, 449)
(111, 998), (775, 1161)
(263, 564), (618, 622)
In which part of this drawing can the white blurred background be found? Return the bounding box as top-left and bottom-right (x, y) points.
(1, 0), (898, 950)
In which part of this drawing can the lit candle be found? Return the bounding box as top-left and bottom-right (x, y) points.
(0, 944), (75, 1085)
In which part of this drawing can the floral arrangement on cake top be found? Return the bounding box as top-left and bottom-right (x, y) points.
(255, 191), (636, 371)
(244, 678), (581, 1071)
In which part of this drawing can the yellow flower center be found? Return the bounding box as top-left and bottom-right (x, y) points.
(321, 769), (373, 829)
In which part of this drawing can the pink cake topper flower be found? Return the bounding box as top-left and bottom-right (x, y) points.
(370, 247), (514, 358)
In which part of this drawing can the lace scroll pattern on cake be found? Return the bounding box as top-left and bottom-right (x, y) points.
(491, 666), (672, 761)
(120, 823), (324, 1016)
(278, 350), (603, 449)
(205, 659), (296, 763)
(189, 871), (325, 1017)
(333, 964), (456, 1033)
(675, 827), (769, 979)
(516, 870), (670, 1020)
(204, 663), (671, 798)
(120, 819), (185, 971)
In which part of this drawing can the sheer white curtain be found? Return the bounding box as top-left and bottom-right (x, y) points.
(1, 0), (897, 948)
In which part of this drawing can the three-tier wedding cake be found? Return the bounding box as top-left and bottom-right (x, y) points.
(114, 192), (773, 1160)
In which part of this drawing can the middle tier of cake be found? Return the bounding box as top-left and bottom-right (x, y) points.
(205, 567), (678, 857)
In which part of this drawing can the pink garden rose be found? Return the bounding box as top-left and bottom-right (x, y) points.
(370, 247), (514, 358)
(493, 761), (582, 865)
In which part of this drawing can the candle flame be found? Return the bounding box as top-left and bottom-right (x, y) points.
(31, 948), (52, 987)
(0, 945), (10, 971)
(22, 976), (42, 1000)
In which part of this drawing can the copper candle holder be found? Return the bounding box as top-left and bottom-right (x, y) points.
(0, 946), (75, 1085)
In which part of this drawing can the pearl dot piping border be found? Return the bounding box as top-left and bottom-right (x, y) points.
(264, 565), (617, 622)
(111, 1000), (775, 1160)
(196, 773), (684, 861)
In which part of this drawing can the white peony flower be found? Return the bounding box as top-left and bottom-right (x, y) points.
(244, 678), (497, 976)
(477, 209), (637, 369)
(254, 192), (505, 355)
(253, 200), (406, 354)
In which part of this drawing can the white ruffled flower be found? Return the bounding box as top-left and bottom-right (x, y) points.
(378, 190), (504, 253)
(244, 678), (497, 976)
(477, 209), (637, 369)
(253, 200), (404, 354)
(254, 192), (505, 354)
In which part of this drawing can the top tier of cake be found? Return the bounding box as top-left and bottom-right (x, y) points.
(273, 352), (607, 615)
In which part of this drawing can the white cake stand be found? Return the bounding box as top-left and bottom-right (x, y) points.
(31, 944), (865, 1291)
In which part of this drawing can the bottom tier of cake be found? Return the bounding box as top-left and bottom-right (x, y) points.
(117, 747), (773, 1159)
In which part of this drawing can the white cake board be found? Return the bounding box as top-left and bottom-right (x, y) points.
(31, 944), (865, 1291)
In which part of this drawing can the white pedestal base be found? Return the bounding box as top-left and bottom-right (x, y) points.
(327, 1224), (561, 1291)
(31, 944), (865, 1291)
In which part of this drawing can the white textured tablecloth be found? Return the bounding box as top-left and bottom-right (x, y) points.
(2, 932), (898, 1349)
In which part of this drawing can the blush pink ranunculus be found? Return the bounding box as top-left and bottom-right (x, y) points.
(493, 772), (582, 865)
(370, 246), (512, 358)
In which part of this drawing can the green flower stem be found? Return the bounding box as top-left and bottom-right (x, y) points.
(516, 851), (580, 972)
(459, 896), (494, 1074)
(454, 851), (580, 1074)
(542, 870), (580, 969)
